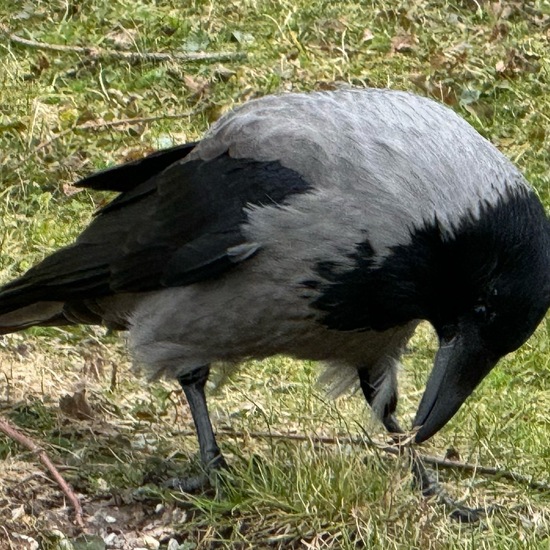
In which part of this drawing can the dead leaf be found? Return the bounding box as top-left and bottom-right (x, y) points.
(213, 64), (236, 82)
(429, 52), (452, 70)
(119, 147), (154, 163)
(391, 31), (416, 53)
(183, 74), (210, 97)
(362, 28), (375, 42)
(495, 48), (538, 76)
(59, 389), (94, 420)
(31, 55), (50, 77)
(62, 183), (83, 197)
(445, 447), (461, 461)
(409, 73), (457, 105)
(489, 22), (509, 41)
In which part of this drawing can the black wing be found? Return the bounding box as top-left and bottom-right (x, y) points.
(0, 148), (312, 314)
(75, 142), (198, 192)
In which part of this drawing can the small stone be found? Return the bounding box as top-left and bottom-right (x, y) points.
(142, 535), (160, 549)
(104, 515), (117, 524)
(103, 533), (117, 545)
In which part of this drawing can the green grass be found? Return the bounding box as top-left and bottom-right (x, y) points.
(1, 1), (550, 548)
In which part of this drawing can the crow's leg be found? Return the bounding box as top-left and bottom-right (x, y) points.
(358, 369), (435, 492)
(358, 369), (484, 522)
(179, 365), (227, 471)
(165, 365), (227, 492)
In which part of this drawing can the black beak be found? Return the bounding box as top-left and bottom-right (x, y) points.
(413, 329), (497, 443)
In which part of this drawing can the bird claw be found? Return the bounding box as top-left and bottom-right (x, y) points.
(408, 451), (497, 523)
(163, 473), (211, 493)
(163, 452), (229, 493)
(420, 474), (501, 523)
(419, 475), (487, 523)
(448, 505), (483, 523)
(448, 501), (502, 523)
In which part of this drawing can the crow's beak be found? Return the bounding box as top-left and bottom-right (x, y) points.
(413, 329), (497, 443)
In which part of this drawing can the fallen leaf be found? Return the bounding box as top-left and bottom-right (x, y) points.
(409, 73), (457, 105)
(213, 64), (236, 81)
(59, 389), (94, 420)
(183, 74), (210, 97)
(391, 31), (416, 53)
(31, 54), (50, 77)
(445, 447), (461, 461)
(62, 183), (83, 197)
(495, 48), (539, 76)
(489, 22), (509, 41)
(362, 28), (375, 42)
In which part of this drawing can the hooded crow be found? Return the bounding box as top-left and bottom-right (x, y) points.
(1, 88), (549, 513)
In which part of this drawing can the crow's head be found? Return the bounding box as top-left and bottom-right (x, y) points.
(313, 188), (550, 441)
(412, 190), (550, 441)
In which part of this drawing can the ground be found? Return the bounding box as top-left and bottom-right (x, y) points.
(0, 1), (549, 548)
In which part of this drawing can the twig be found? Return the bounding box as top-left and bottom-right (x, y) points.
(34, 111), (198, 153)
(213, 428), (550, 493)
(0, 23), (246, 64)
(0, 416), (85, 528)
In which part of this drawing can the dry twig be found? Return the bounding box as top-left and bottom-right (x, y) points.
(213, 428), (550, 493)
(0, 23), (246, 64)
(0, 416), (85, 528)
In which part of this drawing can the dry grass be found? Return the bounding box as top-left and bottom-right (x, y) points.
(0, 1), (549, 548)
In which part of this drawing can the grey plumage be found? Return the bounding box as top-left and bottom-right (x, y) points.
(128, 90), (522, 374)
(1, 88), (549, 514)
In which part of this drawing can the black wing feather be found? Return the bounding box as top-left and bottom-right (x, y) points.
(0, 150), (312, 314)
(75, 142), (198, 192)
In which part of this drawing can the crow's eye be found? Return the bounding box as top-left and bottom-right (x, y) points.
(474, 301), (496, 323)
(474, 304), (487, 317)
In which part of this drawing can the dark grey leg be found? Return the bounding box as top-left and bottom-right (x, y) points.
(358, 369), (483, 522)
(177, 365), (227, 471)
(164, 365), (227, 492)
